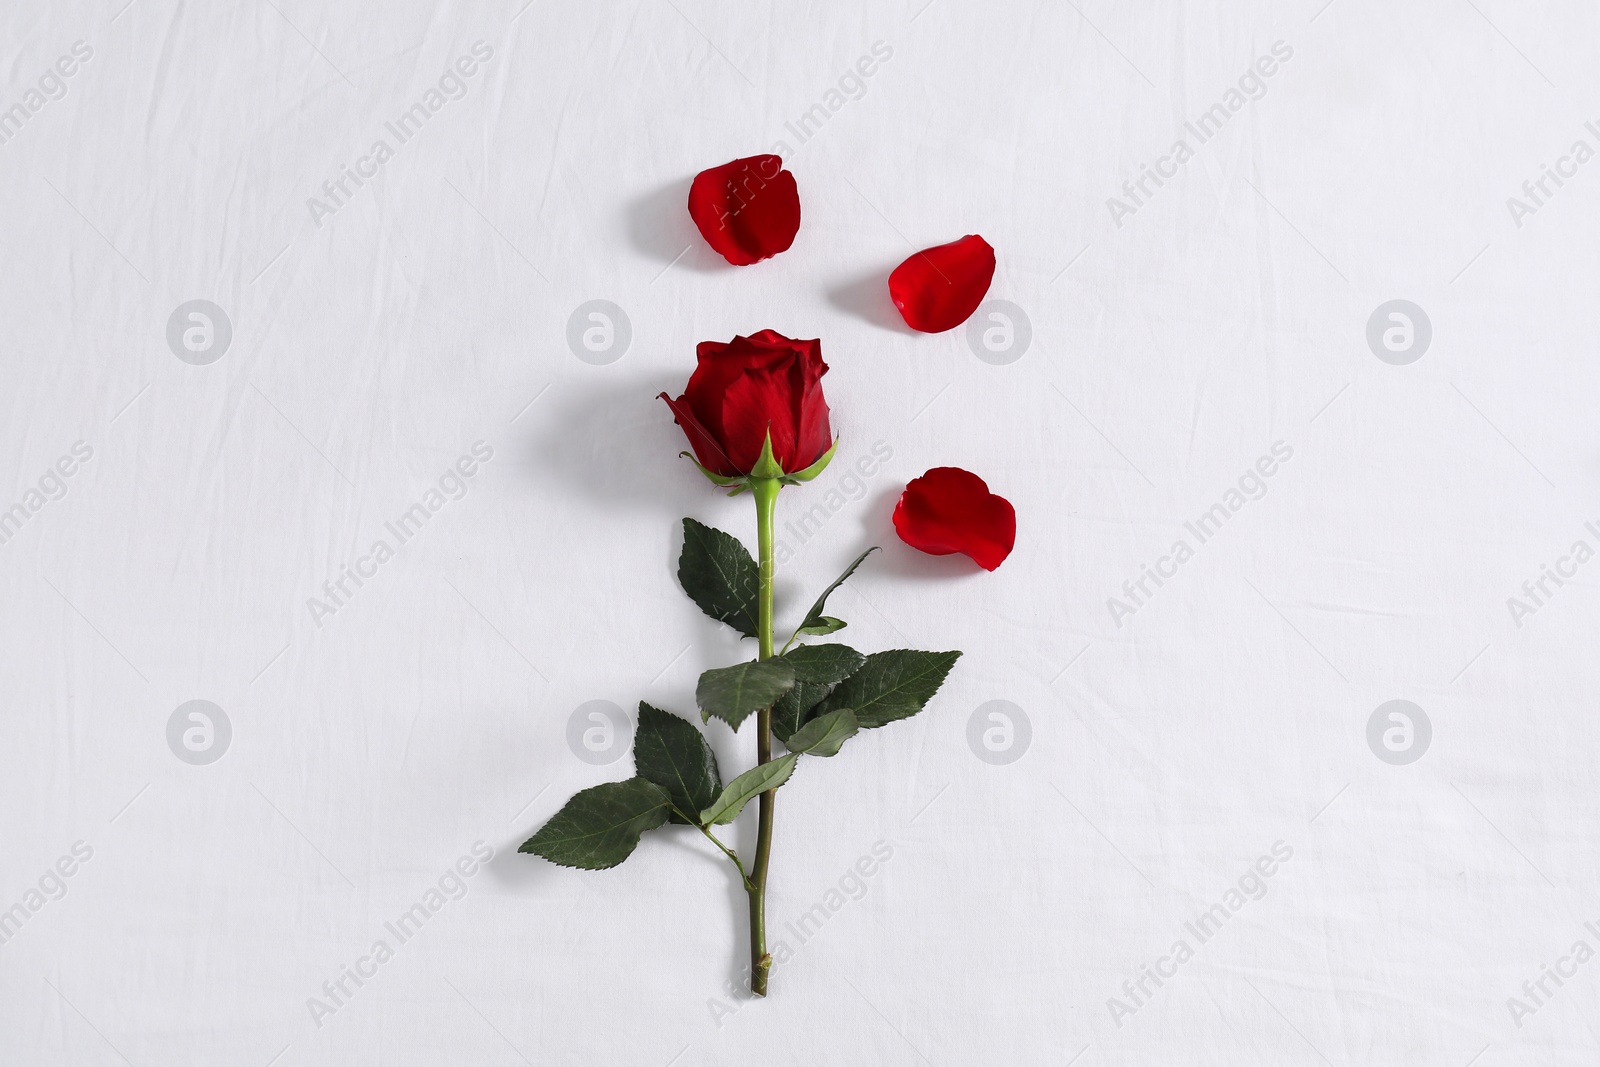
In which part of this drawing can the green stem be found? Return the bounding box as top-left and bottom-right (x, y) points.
(668, 800), (753, 890)
(699, 823), (754, 892)
(748, 475), (780, 996)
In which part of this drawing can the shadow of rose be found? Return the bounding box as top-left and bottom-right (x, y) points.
(523, 374), (701, 516)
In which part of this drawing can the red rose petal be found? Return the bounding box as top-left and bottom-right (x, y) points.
(687, 155), (801, 266)
(719, 369), (800, 475)
(887, 235), (996, 333)
(892, 467), (1015, 571)
(658, 390), (737, 475)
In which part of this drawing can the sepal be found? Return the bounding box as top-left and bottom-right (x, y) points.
(750, 431), (786, 481)
(781, 437), (838, 484)
(680, 452), (745, 488)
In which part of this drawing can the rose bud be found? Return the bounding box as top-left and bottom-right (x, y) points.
(892, 467), (1016, 571)
(687, 155), (802, 266)
(660, 330), (837, 487)
(888, 234), (996, 333)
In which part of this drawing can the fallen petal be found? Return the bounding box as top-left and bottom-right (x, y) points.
(687, 155), (801, 266)
(892, 466), (1015, 571)
(887, 235), (996, 333)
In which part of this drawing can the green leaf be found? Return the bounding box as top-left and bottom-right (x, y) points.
(785, 709), (858, 757)
(796, 547), (878, 636)
(634, 703), (721, 824)
(783, 643), (865, 684)
(519, 777), (670, 870)
(699, 754), (799, 825)
(815, 649), (962, 728)
(678, 518), (759, 638)
(771, 680), (833, 742)
(696, 659), (796, 730)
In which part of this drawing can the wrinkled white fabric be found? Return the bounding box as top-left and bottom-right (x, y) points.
(2, 0), (1594, 1063)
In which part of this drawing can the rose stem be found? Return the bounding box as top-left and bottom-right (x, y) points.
(748, 474), (780, 997)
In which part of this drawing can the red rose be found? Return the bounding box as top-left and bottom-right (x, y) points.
(660, 330), (834, 479)
(688, 155), (802, 266)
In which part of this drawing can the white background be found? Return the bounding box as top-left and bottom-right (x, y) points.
(3, 0), (1598, 1063)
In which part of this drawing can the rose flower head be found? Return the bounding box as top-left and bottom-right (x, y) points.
(660, 330), (837, 488)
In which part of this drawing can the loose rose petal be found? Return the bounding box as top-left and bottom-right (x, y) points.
(892, 467), (1015, 571)
(687, 155), (801, 265)
(887, 235), (996, 333)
